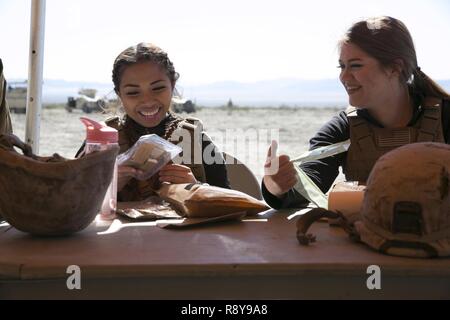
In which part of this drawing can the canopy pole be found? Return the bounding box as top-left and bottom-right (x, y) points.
(25, 0), (46, 153)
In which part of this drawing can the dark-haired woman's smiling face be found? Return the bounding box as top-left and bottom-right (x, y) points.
(119, 61), (173, 128)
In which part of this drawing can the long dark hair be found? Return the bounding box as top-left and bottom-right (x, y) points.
(112, 42), (179, 94)
(339, 16), (449, 101)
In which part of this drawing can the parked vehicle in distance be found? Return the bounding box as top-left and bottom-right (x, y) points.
(6, 81), (27, 114)
(172, 97), (196, 113)
(66, 88), (105, 113)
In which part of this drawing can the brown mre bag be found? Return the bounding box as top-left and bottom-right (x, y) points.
(156, 183), (269, 218)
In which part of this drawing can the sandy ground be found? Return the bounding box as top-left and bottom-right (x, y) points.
(11, 106), (343, 182)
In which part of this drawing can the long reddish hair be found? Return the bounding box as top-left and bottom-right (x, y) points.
(340, 16), (449, 101)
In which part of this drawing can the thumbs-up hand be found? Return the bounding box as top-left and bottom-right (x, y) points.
(263, 140), (298, 198)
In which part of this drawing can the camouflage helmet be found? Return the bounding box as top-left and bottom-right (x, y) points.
(356, 142), (450, 258)
(0, 134), (118, 236)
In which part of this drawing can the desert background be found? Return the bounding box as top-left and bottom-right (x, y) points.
(10, 105), (342, 182)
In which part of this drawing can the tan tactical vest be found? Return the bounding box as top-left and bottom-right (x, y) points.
(106, 116), (207, 201)
(344, 98), (445, 183)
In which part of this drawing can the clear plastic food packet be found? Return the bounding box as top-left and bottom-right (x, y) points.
(117, 134), (182, 180)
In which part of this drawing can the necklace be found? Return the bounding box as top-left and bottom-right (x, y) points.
(123, 113), (183, 144)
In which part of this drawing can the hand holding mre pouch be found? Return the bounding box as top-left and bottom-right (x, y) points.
(117, 134), (182, 180)
(156, 183), (269, 218)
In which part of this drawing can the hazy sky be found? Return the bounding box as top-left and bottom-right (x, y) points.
(1, 0), (449, 85)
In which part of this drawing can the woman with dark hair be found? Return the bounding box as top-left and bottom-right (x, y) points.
(262, 16), (450, 209)
(79, 43), (229, 201)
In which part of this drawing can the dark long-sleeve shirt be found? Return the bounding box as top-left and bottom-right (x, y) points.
(263, 99), (450, 209)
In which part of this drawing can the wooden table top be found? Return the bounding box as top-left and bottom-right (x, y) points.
(1, 209), (449, 282)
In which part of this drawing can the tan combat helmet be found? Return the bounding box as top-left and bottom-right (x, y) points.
(356, 142), (450, 258)
(0, 134), (119, 236)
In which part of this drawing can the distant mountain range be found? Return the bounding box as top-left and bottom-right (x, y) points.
(182, 78), (349, 107)
(9, 78), (450, 107)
